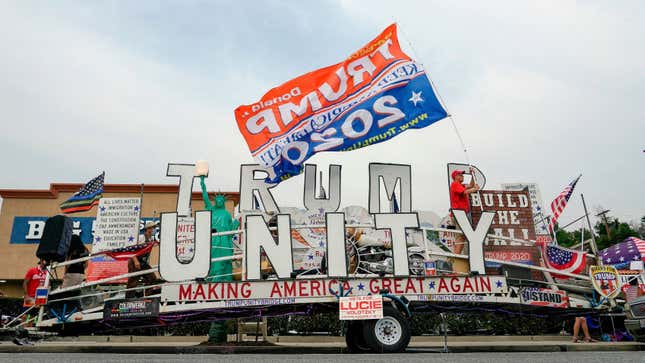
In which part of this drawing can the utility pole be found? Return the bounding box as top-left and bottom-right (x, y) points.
(596, 209), (611, 239)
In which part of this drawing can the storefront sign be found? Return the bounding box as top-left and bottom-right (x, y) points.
(339, 295), (383, 320)
(104, 297), (160, 320)
(9, 216), (159, 244)
(10, 216), (95, 244)
(520, 287), (568, 308)
(162, 276), (508, 302)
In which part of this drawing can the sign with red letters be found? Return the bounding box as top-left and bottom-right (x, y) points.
(339, 295), (383, 320)
(161, 276), (508, 303)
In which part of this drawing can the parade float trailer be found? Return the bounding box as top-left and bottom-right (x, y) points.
(19, 161), (620, 353)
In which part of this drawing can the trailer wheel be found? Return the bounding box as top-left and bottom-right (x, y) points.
(362, 306), (411, 353)
(345, 321), (371, 353)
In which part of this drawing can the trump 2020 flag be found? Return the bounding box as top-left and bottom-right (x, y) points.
(235, 24), (448, 183)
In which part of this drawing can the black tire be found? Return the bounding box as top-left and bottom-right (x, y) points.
(345, 321), (371, 353)
(362, 305), (411, 353)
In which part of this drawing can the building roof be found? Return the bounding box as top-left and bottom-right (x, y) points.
(0, 183), (239, 204)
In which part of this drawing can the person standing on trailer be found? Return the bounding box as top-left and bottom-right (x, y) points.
(61, 235), (88, 288)
(448, 168), (479, 273)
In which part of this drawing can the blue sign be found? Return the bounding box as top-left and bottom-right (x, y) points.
(9, 216), (159, 244)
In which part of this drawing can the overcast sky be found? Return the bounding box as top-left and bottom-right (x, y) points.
(0, 1), (642, 229)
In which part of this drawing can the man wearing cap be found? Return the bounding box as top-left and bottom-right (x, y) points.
(126, 220), (158, 298)
(449, 169), (479, 272)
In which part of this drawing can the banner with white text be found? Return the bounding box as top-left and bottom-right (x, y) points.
(235, 24), (447, 182)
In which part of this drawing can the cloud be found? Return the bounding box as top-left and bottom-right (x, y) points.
(0, 1), (642, 226)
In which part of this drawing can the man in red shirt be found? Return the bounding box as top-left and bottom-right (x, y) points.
(449, 169), (480, 257)
(23, 259), (48, 307)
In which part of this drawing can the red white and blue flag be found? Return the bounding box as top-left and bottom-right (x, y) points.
(103, 241), (157, 261)
(548, 175), (581, 232)
(541, 243), (587, 278)
(235, 24), (448, 183)
(600, 237), (645, 268)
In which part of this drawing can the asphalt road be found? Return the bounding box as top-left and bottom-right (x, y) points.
(0, 352), (643, 363)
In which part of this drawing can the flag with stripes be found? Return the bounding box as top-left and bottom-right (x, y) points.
(548, 174), (581, 232)
(103, 241), (157, 261)
(622, 285), (641, 302)
(59, 172), (105, 213)
(541, 243), (587, 279)
(600, 237), (645, 268)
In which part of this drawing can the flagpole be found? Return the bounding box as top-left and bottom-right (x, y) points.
(580, 193), (601, 266)
(138, 183), (144, 241)
(397, 22), (483, 211)
(533, 208), (560, 289)
(550, 218), (559, 245)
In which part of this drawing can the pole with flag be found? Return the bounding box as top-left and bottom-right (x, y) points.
(59, 172), (105, 214)
(548, 174), (582, 244)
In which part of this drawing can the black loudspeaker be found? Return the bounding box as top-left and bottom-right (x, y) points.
(36, 215), (73, 262)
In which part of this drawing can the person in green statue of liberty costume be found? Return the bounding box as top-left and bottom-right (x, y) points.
(200, 175), (239, 281)
(199, 175), (239, 342)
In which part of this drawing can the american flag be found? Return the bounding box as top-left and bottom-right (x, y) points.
(103, 241), (157, 261)
(548, 175), (581, 232)
(622, 285), (641, 302)
(542, 243), (587, 278)
(60, 172), (105, 213)
(600, 237), (645, 268)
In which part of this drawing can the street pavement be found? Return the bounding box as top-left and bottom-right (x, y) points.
(0, 335), (642, 354)
(0, 352), (643, 363)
